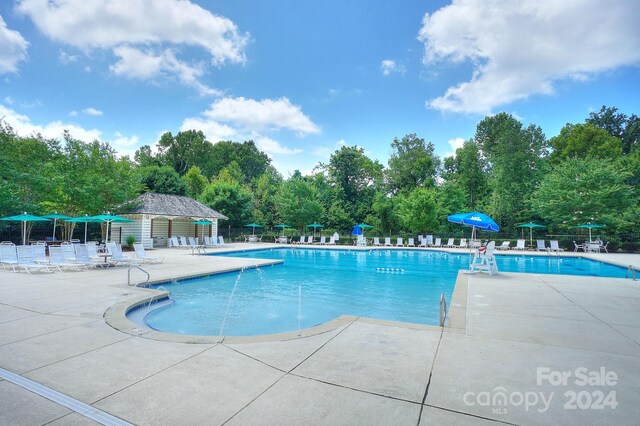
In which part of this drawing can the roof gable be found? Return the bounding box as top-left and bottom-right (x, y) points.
(118, 193), (228, 220)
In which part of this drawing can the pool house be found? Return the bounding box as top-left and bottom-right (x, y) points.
(111, 192), (227, 248)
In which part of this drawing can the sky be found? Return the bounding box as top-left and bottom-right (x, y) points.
(1, 0), (639, 177)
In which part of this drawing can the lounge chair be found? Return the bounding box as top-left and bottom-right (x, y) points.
(445, 238), (455, 248)
(16, 245), (53, 273)
(61, 243), (80, 263)
(319, 236), (326, 245)
(419, 238), (428, 248)
(514, 239), (526, 250)
(326, 236), (336, 245)
(384, 237), (392, 246)
(536, 240), (548, 252)
(31, 243), (47, 264)
(433, 238), (442, 247)
(307, 236), (314, 245)
(170, 236), (182, 248)
(178, 236), (191, 249)
(497, 241), (510, 250)
(48, 246), (86, 271)
(294, 236), (305, 245)
(425, 235), (434, 246)
(458, 238), (468, 248)
(203, 236), (218, 247)
(133, 242), (164, 263)
(73, 244), (99, 268)
(0, 243), (18, 271)
(549, 240), (564, 253)
(396, 238), (404, 247)
(407, 238), (415, 247)
(217, 236), (227, 246)
(106, 242), (138, 265)
(373, 237), (381, 246)
(418, 235), (424, 245)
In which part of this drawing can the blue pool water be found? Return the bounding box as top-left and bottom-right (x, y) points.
(137, 249), (626, 337)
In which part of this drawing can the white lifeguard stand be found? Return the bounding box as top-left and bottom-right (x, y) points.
(466, 241), (499, 275)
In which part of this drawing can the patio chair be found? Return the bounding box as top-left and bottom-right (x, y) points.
(407, 238), (415, 247)
(384, 237), (392, 246)
(601, 241), (609, 253)
(419, 238), (428, 248)
(0, 243), (18, 271)
(307, 236), (314, 245)
(134, 242), (163, 263)
(48, 246), (86, 271)
(418, 235), (424, 245)
(73, 244), (99, 268)
(61, 243), (79, 262)
(373, 237), (381, 246)
(433, 238), (442, 247)
(514, 239), (526, 250)
(445, 238), (455, 248)
(497, 241), (510, 250)
(294, 236), (305, 245)
(396, 237), (404, 247)
(106, 242), (138, 266)
(549, 240), (564, 253)
(319, 236), (326, 245)
(536, 240), (548, 251)
(31, 243), (47, 264)
(425, 235), (434, 246)
(16, 245), (53, 273)
(326, 236), (336, 245)
(218, 236), (227, 246)
(458, 238), (468, 248)
(178, 236), (191, 249)
(203, 236), (218, 247)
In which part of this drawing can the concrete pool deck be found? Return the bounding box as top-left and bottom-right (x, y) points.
(0, 243), (639, 425)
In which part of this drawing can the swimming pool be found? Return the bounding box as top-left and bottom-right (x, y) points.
(133, 249), (627, 337)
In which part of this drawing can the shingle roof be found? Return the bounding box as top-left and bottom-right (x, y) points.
(118, 192), (228, 220)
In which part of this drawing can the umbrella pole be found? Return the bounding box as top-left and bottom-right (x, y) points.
(23, 220), (26, 245)
(530, 228), (533, 246)
(52, 218), (57, 240)
(84, 222), (88, 244)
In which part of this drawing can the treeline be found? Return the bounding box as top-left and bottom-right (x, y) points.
(1, 106), (638, 241)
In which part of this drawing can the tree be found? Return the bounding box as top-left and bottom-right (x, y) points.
(252, 169), (282, 226)
(157, 130), (215, 176)
(386, 133), (440, 194)
(367, 192), (400, 234)
(441, 140), (488, 210)
(137, 166), (187, 195)
(435, 182), (468, 232)
(530, 157), (633, 231)
(586, 105), (639, 154)
(274, 178), (323, 232)
(549, 123), (622, 163)
(395, 187), (439, 232)
(133, 145), (161, 167)
(199, 179), (254, 228)
(209, 140), (271, 183)
(474, 113), (548, 229)
(182, 166), (208, 198)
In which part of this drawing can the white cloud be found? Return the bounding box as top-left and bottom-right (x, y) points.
(180, 116), (236, 143)
(254, 136), (302, 155)
(0, 104), (101, 141)
(16, 0), (248, 92)
(4, 96), (13, 105)
(69, 110), (78, 117)
(112, 132), (140, 157)
(418, 0), (640, 114)
(0, 15), (29, 73)
(58, 50), (79, 64)
(313, 139), (347, 158)
(443, 137), (465, 158)
(83, 107), (103, 116)
(203, 97), (320, 135)
(381, 59), (405, 76)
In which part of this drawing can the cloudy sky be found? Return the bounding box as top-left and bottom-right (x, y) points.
(1, 0), (639, 176)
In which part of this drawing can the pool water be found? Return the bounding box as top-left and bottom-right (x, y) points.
(136, 249), (626, 337)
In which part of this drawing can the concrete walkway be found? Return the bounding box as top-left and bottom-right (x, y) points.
(0, 244), (638, 425)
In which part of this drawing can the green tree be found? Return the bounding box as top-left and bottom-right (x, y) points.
(586, 105), (639, 154)
(137, 166), (187, 195)
(435, 182), (468, 232)
(274, 178), (323, 232)
(367, 192), (400, 234)
(549, 123), (622, 163)
(157, 130), (215, 176)
(530, 157), (633, 231)
(199, 179), (254, 228)
(133, 145), (161, 167)
(386, 133), (440, 194)
(209, 140), (271, 183)
(441, 140), (488, 209)
(182, 166), (208, 198)
(217, 161), (245, 183)
(252, 169), (282, 226)
(395, 187), (438, 232)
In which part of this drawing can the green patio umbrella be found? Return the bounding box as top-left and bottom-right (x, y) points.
(192, 220), (214, 225)
(244, 223), (262, 235)
(274, 223), (291, 236)
(517, 222), (546, 246)
(357, 223), (374, 239)
(43, 212), (72, 241)
(86, 213), (134, 243)
(66, 214), (102, 243)
(576, 223), (606, 242)
(306, 223), (324, 238)
(0, 212), (51, 245)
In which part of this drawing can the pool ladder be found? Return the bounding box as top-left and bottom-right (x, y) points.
(128, 265), (150, 286)
(627, 265), (637, 281)
(439, 292), (447, 327)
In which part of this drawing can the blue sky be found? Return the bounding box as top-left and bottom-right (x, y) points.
(1, 0), (639, 176)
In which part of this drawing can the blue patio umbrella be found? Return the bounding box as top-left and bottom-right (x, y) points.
(351, 224), (362, 235)
(447, 212), (500, 241)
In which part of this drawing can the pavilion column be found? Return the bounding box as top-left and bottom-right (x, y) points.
(168, 219), (172, 237)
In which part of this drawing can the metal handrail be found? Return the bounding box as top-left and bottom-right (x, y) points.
(627, 265), (637, 281)
(128, 265), (150, 286)
(439, 292), (447, 326)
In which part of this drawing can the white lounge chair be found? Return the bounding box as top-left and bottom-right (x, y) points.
(48, 246), (86, 271)
(445, 238), (455, 248)
(458, 238), (468, 248)
(134, 242), (163, 263)
(203, 236), (218, 247)
(433, 238), (442, 247)
(73, 244), (99, 268)
(407, 238), (415, 247)
(170, 236), (182, 248)
(425, 235), (434, 246)
(418, 235), (424, 245)
(307, 236), (314, 245)
(106, 242), (138, 266)
(326, 236), (336, 245)
(373, 237), (381, 246)
(218, 236), (227, 246)
(419, 238), (428, 248)
(536, 240), (548, 251)
(295, 236), (305, 245)
(319, 236), (326, 245)
(396, 238), (403, 247)
(514, 239), (526, 250)
(497, 241), (510, 250)
(549, 240), (564, 253)
(178, 236), (191, 249)
(384, 237), (392, 246)
(0, 243), (18, 271)
(16, 245), (53, 273)
(31, 244), (47, 264)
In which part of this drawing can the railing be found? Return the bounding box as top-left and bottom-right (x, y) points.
(128, 265), (150, 286)
(439, 292), (447, 327)
(627, 265), (637, 281)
